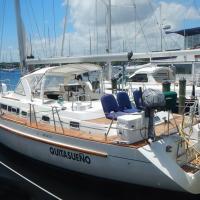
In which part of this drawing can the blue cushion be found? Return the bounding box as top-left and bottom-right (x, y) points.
(101, 94), (119, 114)
(106, 111), (126, 120)
(101, 93), (139, 120)
(117, 92), (132, 111)
(123, 107), (140, 113)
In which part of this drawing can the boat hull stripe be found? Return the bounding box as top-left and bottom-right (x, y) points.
(0, 124), (108, 157)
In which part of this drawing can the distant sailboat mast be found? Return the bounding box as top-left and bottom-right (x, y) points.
(105, 0), (112, 80)
(14, 0), (27, 75)
(61, 0), (69, 57)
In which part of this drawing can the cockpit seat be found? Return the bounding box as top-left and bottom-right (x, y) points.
(117, 92), (139, 113)
(101, 94), (126, 120)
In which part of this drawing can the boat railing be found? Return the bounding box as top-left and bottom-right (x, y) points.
(53, 106), (64, 134)
(28, 103), (65, 135)
(176, 100), (200, 164)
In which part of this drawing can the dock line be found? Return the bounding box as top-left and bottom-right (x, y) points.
(0, 160), (62, 200)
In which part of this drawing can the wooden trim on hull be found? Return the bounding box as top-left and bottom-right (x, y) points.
(0, 113), (148, 148)
(0, 124), (108, 158)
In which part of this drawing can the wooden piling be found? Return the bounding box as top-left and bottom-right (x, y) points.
(179, 78), (186, 114)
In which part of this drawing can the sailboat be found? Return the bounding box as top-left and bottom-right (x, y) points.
(0, 59), (200, 193)
(125, 63), (200, 99)
(0, 0), (200, 194)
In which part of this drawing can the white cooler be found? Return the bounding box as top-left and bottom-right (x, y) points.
(117, 113), (147, 144)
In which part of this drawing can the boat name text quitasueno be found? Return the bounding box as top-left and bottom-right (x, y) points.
(49, 147), (91, 164)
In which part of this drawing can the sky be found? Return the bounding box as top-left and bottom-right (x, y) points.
(1, 0), (200, 62)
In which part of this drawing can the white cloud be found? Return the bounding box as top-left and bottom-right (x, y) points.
(25, 0), (200, 60)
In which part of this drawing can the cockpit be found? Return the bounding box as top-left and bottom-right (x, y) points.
(14, 64), (102, 103)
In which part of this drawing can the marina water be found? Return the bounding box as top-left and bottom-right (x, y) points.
(0, 68), (20, 90)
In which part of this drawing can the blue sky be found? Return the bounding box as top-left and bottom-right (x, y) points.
(1, 0), (200, 61)
(1, 0), (70, 60)
(3, 1), (61, 50)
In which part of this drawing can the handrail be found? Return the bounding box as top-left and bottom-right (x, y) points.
(32, 104), (38, 128)
(54, 107), (64, 134)
(51, 106), (57, 132)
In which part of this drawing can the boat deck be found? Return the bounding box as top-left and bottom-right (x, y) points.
(86, 117), (115, 125)
(155, 114), (185, 136)
(181, 156), (200, 174)
(0, 112), (197, 149)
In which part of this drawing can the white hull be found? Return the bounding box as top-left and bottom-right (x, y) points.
(0, 118), (200, 194)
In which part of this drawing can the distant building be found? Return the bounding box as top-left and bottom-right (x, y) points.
(166, 27), (200, 49)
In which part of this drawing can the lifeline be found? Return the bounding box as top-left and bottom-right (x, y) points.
(49, 147), (91, 164)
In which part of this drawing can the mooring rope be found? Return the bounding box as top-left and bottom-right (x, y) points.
(0, 160), (62, 200)
(178, 100), (200, 157)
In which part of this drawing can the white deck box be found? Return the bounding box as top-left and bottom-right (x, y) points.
(117, 113), (147, 144)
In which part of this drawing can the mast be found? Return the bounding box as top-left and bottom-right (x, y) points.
(14, 0), (27, 75)
(95, 0), (98, 54)
(134, 2), (136, 52)
(160, 4), (163, 52)
(61, 0), (69, 56)
(107, 0), (111, 54)
(106, 0), (112, 80)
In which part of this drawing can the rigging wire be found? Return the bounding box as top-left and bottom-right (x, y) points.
(95, 0), (99, 54)
(112, 3), (138, 52)
(29, 0), (45, 56)
(133, 2), (136, 52)
(146, 0), (164, 49)
(61, 0), (69, 57)
(132, 0), (151, 52)
(193, 0), (200, 16)
(167, 35), (182, 50)
(104, 4), (107, 53)
(107, 6), (121, 52)
(148, 0), (167, 50)
(48, 26), (52, 57)
(52, 0), (57, 57)
(41, 0), (47, 57)
(68, 32), (71, 56)
(24, 0), (35, 57)
(0, 0), (6, 60)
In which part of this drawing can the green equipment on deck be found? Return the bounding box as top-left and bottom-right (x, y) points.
(163, 91), (177, 112)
